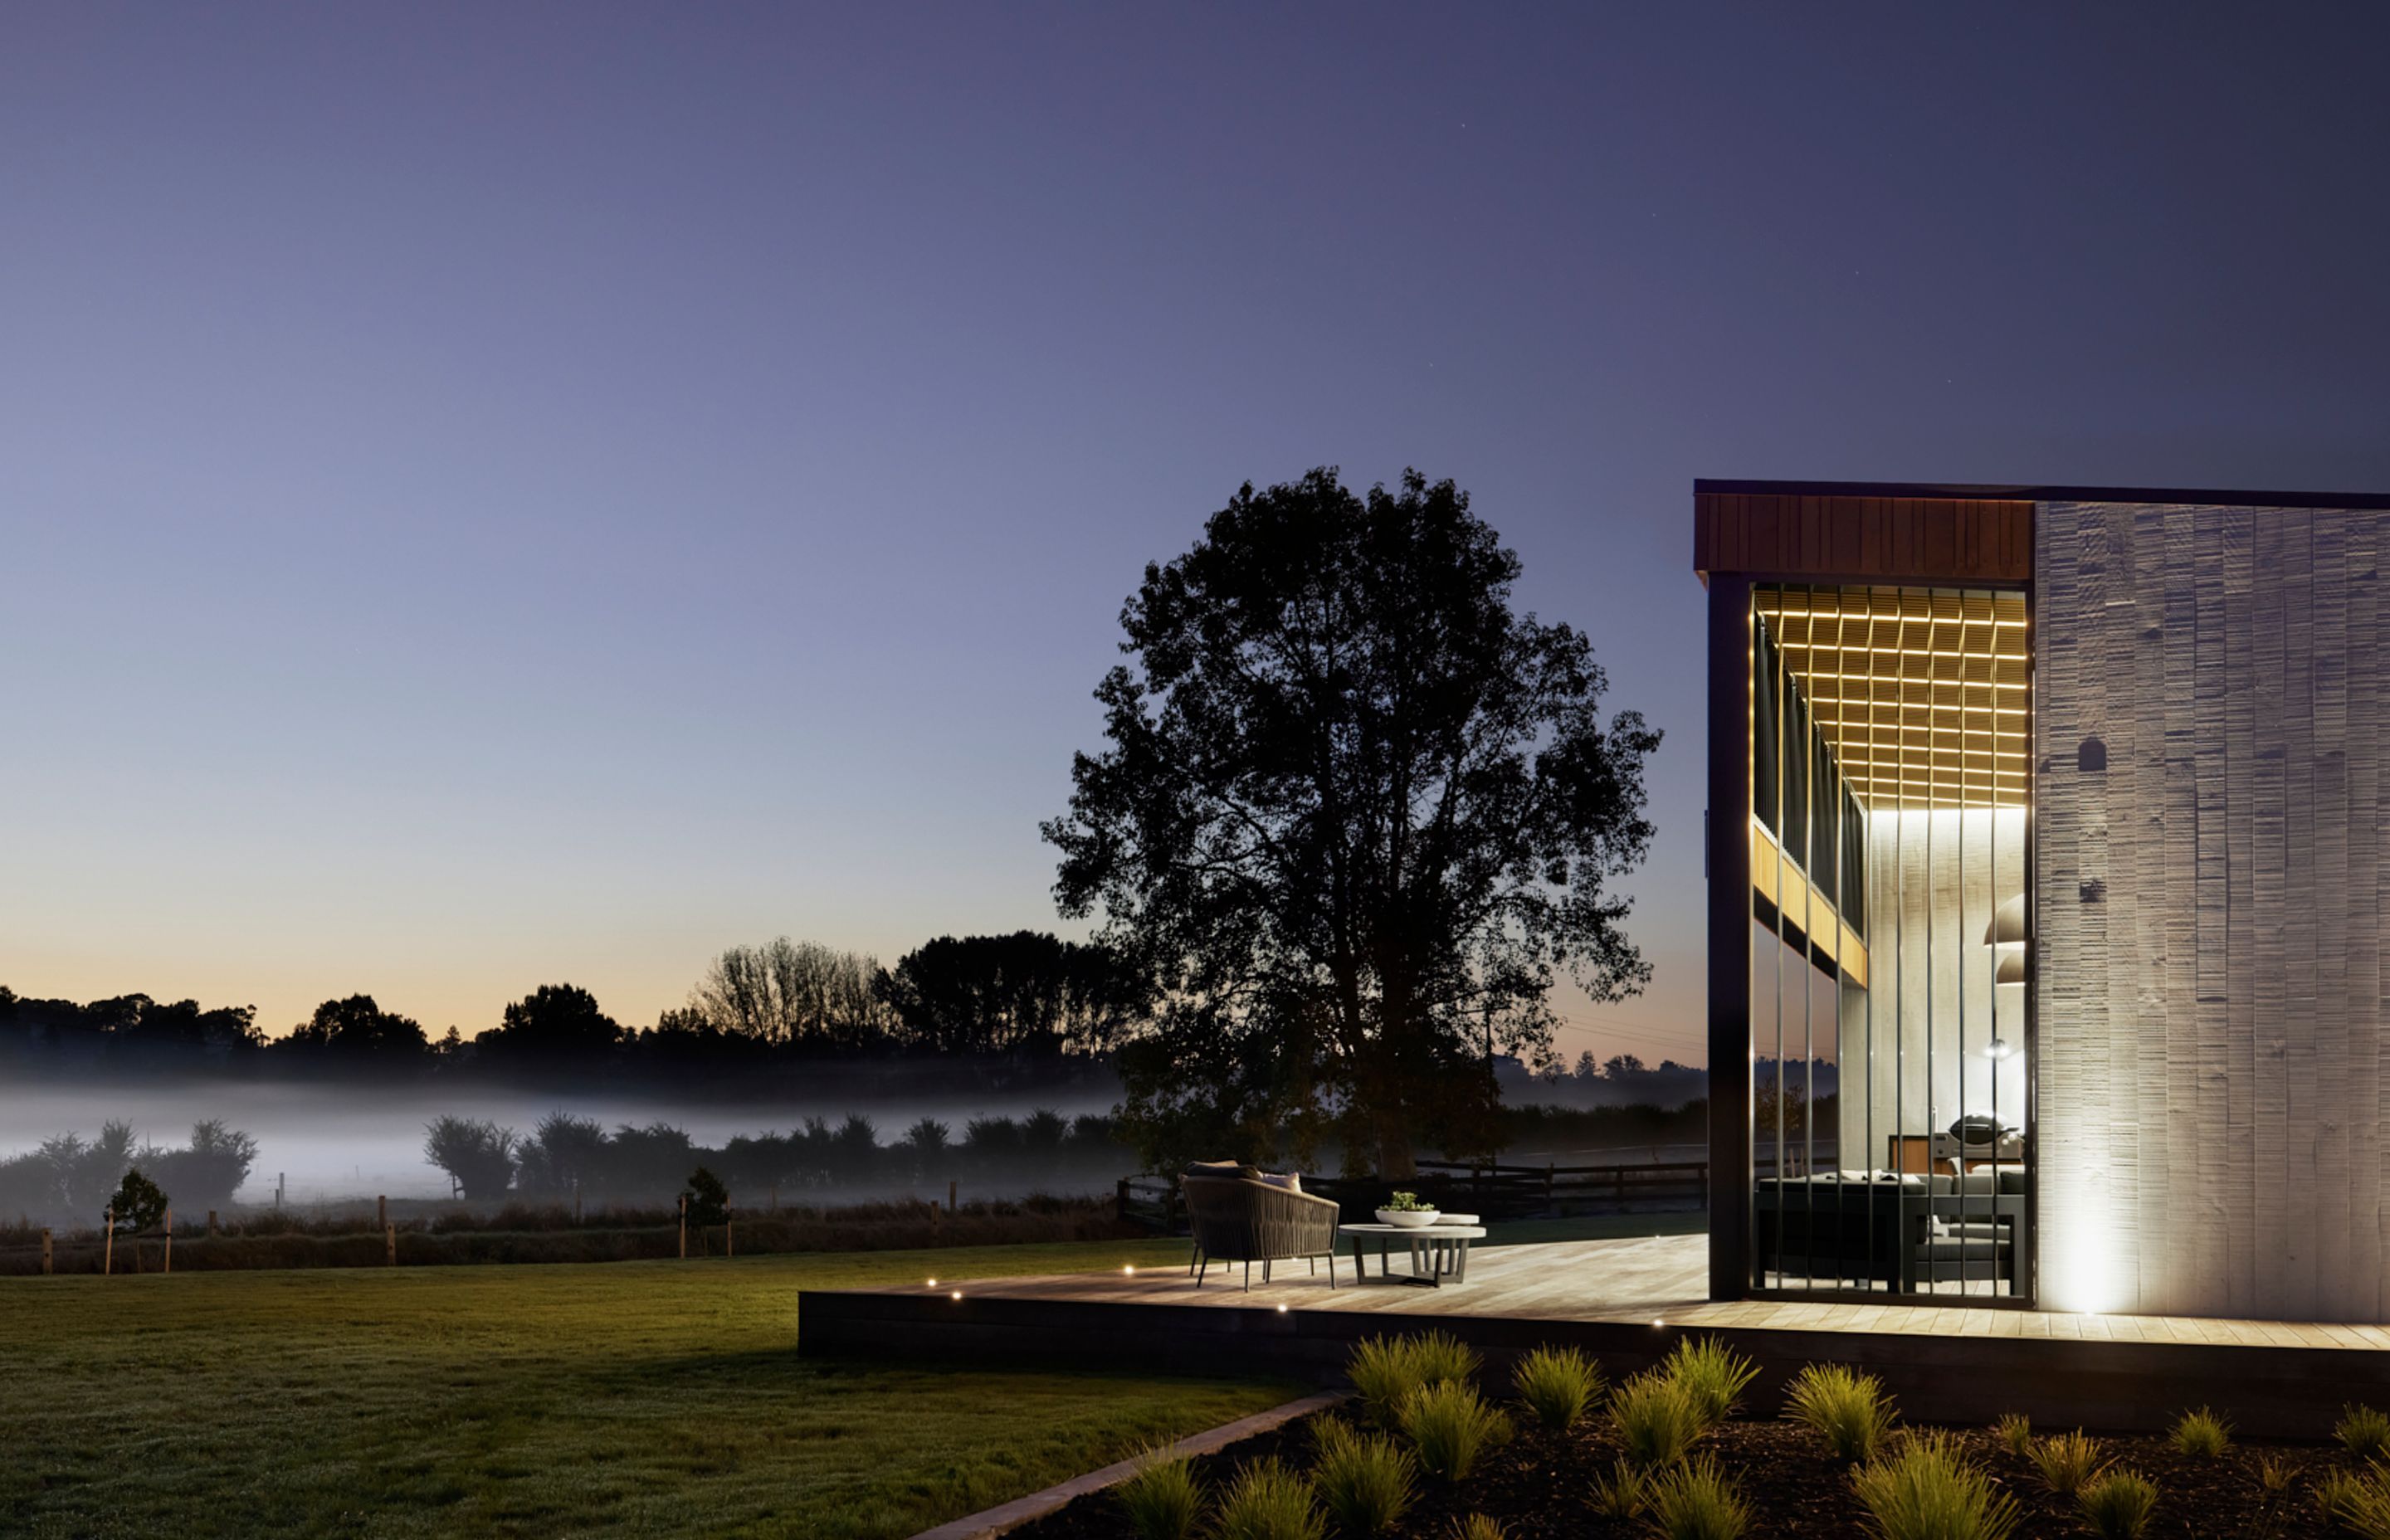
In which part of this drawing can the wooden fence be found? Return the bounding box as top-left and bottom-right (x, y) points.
(1117, 1157), (1709, 1232)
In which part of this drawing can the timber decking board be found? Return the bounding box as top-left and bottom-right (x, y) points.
(827, 1235), (2390, 1352)
(804, 1235), (2390, 1436)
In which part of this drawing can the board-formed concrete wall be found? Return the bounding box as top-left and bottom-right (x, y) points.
(2036, 500), (2388, 1319)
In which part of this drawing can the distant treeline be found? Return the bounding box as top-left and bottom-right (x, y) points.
(0, 1121), (260, 1223)
(0, 930), (1145, 1086)
(426, 1109), (1133, 1202)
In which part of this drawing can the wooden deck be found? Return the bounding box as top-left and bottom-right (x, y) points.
(802, 1235), (2390, 1435)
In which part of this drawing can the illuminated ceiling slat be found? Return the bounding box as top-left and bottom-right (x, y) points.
(1757, 585), (2030, 810)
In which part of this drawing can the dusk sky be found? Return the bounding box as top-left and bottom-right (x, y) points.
(8, 7), (2390, 1066)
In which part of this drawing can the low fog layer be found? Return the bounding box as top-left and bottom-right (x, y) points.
(0, 1079), (1122, 1206)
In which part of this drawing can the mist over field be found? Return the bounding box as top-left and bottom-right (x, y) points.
(0, 1076), (1125, 1208)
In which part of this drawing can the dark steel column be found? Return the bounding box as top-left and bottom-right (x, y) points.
(1707, 576), (1753, 1301)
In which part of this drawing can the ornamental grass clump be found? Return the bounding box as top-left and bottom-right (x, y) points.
(1590, 1457), (1652, 1520)
(1784, 1363), (1897, 1462)
(2076, 1469), (2159, 1540)
(1850, 1432), (2022, 1540)
(1348, 1338), (1427, 1429)
(1661, 1336), (1759, 1428)
(1994, 1412), (2032, 1456)
(1347, 1333), (1479, 1430)
(2169, 1406), (2231, 1458)
(1445, 1517), (1506, 1540)
(1399, 1381), (1512, 1483)
(1407, 1331), (1483, 1391)
(1512, 1344), (1603, 1430)
(1115, 1450), (1204, 1540)
(1645, 1454), (1752, 1540)
(1309, 1418), (1414, 1538)
(2341, 1403), (2390, 1461)
(1609, 1370), (1706, 1469)
(2030, 1429), (2108, 1496)
(1212, 1458), (1325, 1540)
(2318, 1465), (2390, 1540)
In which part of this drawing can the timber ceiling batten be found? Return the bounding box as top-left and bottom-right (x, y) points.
(1757, 587), (2030, 811)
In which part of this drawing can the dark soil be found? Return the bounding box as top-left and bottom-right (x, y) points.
(1015, 1406), (2349, 1539)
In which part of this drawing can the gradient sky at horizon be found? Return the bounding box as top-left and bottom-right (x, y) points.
(8, 6), (2390, 1064)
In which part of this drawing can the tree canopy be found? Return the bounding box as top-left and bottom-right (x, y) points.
(1044, 468), (1659, 1176)
(476, 984), (624, 1063)
(285, 994), (429, 1058)
(875, 931), (1144, 1058)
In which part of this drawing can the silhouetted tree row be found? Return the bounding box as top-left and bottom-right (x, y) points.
(0, 929), (1150, 1083)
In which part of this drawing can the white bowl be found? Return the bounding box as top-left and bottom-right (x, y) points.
(1374, 1207), (1439, 1229)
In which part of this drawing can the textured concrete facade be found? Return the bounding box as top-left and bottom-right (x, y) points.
(2036, 500), (2389, 1319)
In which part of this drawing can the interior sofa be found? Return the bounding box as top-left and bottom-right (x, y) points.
(1753, 1166), (2029, 1291)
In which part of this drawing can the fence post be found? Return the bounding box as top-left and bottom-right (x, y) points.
(726, 1213), (734, 1260)
(41, 1228), (51, 1274)
(678, 1193), (688, 1260)
(103, 1208), (114, 1276)
(207, 1209), (217, 1237)
(948, 1178), (957, 1216)
(163, 1208), (173, 1275)
(386, 1222), (398, 1266)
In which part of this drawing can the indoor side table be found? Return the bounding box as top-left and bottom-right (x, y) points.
(1336, 1222), (1488, 1286)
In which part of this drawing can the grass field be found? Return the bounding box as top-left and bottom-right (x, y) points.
(0, 1235), (1288, 1540)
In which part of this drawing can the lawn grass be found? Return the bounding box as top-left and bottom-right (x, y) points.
(0, 1235), (1290, 1540)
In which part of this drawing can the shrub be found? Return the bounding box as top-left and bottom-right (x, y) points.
(1609, 1371), (1705, 1469)
(1115, 1450), (1204, 1540)
(1398, 1381), (1512, 1483)
(1661, 1336), (1758, 1427)
(1784, 1363), (1896, 1462)
(1212, 1458), (1324, 1540)
(2341, 1404), (2390, 1461)
(1994, 1412), (2032, 1456)
(1445, 1518), (1505, 1540)
(1850, 1432), (2022, 1540)
(1646, 1454), (1751, 1540)
(2029, 1429), (2107, 1495)
(1512, 1344), (1603, 1430)
(1309, 1419), (1413, 1537)
(423, 1116), (517, 1199)
(2169, 1406), (2230, 1458)
(2077, 1469), (2158, 1540)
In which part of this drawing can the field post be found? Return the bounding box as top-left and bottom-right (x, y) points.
(378, 1195), (387, 1231)
(386, 1222), (397, 1266)
(948, 1178), (957, 1216)
(163, 1209), (172, 1275)
(207, 1209), (217, 1236)
(103, 1208), (114, 1276)
(41, 1229), (51, 1274)
(678, 1193), (688, 1260)
(726, 1213), (734, 1260)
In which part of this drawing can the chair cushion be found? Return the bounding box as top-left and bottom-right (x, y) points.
(1253, 1171), (1304, 1193)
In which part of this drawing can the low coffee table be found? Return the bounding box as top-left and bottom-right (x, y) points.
(1337, 1222), (1488, 1286)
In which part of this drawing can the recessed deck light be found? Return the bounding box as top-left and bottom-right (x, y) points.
(1276, 1304), (1289, 1314)
(950, 1290), (963, 1301)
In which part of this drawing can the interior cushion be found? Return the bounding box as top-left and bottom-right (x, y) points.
(1253, 1171), (1305, 1192)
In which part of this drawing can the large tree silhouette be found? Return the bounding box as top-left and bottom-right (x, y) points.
(1045, 469), (1659, 1176)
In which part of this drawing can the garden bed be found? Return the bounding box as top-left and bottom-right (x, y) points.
(1014, 1333), (2370, 1539)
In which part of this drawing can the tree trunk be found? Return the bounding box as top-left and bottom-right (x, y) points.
(1376, 1120), (1417, 1181)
